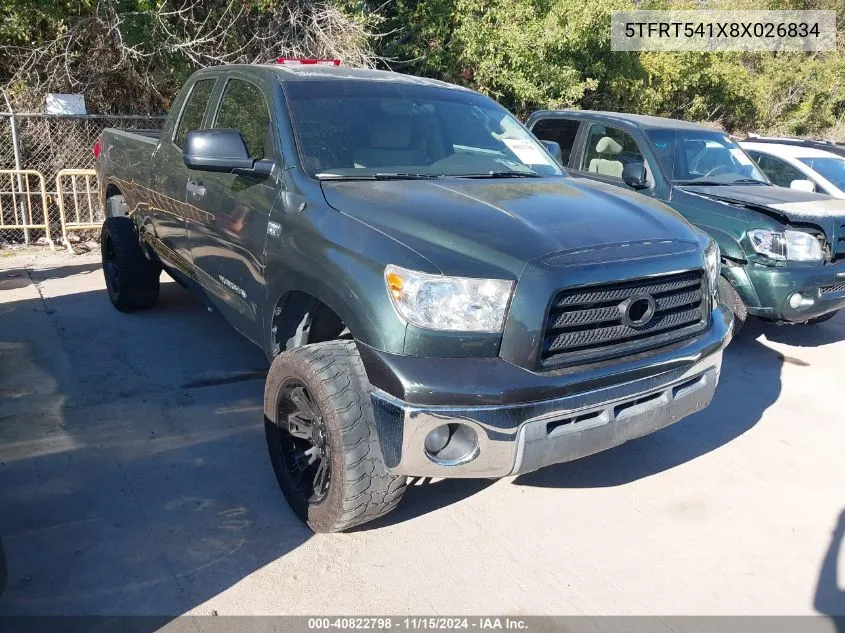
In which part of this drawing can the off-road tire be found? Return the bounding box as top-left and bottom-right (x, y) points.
(806, 310), (839, 325)
(264, 340), (407, 532)
(718, 275), (747, 335)
(101, 216), (160, 312)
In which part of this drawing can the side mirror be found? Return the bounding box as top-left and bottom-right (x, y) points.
(622, 162), (648, 189)
(183, 129), (274, 177)
(540, 139), (563, 164)
(790, 179), (815, 192)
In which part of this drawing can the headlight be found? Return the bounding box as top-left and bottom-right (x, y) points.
(385, 265), (514, 332)
(747, 229), (823, 262)
(704, 240), (720, 299)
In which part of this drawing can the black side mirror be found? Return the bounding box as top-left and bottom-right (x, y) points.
(540, 139), (563, 164)
(621, 162), (648, 189)
(183, 129), (274, 177)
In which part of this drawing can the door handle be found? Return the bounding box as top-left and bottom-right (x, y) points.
(187, 179), (206, 199)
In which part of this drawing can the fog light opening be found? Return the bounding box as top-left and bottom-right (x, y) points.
(789, 293), (803, 309)
(424, 423), (479, 466)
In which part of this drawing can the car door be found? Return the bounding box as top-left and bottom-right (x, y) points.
(745, 150), (821, 191)
(187, 73), (279, 344)
(569, 121), (657, 194)
(149, 77), (216, 270)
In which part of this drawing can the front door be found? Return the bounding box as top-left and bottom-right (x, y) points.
(188, 75), (279, 344)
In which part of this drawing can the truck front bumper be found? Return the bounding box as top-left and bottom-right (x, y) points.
(366, 306), (732, 479)
(739, 258), (845, 322)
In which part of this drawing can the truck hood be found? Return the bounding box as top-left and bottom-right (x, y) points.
(321, 177), (700, 278)
(679, 184), (845, 225)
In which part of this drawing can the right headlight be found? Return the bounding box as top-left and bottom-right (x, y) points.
(704, 240), (720, 300)
(747, 229), (823, 262)
(384, 265), (514, 332)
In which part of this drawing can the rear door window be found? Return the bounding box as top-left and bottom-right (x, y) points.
(580, 123), (645, 181)
(530, 118), (581, 165)
(174, 79), (215, 149)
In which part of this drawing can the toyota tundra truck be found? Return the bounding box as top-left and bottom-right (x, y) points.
(95, 60), (732, 532)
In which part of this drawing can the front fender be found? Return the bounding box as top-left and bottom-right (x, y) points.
(262, 204), (435, 358)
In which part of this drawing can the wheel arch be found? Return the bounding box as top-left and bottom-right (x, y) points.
(268, 289), (351, 359)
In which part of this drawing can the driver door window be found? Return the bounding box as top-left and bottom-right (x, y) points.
(213, 79), (273, 160)
(581, 123), (647, 183)
(747, 152), (810, 189)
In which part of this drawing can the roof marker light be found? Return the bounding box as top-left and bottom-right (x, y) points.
(276, 58), (341, 66)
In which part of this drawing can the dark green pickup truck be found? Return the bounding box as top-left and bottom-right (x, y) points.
(96, 62), (731, 532)
(528, 110), (845, 330)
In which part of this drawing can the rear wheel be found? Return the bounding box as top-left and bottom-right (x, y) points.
(718, 276), (747, 335)
(264, 340), (406, 532)
(101, 217), (160, 312)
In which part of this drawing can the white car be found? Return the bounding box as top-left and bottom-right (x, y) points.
(740, 141), (845, 198)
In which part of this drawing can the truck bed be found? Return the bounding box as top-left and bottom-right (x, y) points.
(98, 127), (163, 192)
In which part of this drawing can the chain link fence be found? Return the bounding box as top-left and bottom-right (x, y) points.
(0, 112), (165, 248)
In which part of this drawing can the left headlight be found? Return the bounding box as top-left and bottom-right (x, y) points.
(385, 264), (514, 332)
(747, 229), (823, 262)
(705, 240), (721, 300)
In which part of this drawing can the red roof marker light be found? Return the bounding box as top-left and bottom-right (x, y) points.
(276, 58), (340, 66)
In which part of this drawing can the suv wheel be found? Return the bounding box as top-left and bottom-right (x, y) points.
(101, 217), (160, 312)
(264, 340), (406, 532)
(718, 276), (747, 335)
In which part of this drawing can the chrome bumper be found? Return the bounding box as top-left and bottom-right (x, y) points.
(370, 351), (724, 478)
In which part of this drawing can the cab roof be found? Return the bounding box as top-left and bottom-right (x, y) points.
(536, 109), (724, 133)
(256, 63), (472, 91)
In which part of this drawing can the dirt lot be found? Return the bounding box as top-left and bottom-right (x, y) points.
(0, 248), (843, 618)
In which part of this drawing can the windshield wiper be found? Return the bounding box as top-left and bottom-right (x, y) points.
(457, 170), (540, 179)
(730, 178), (771, 185)
(674, 179), (732, 186)
(317, 172), (441, 181)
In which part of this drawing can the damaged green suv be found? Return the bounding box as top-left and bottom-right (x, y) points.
(529, 110), (845, 330)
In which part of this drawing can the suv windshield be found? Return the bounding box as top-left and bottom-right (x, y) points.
(284, 79), (563, 179)
(799, 156), (845, 190)
(646, 129), (768, 185)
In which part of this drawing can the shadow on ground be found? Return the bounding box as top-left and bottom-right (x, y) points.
(815, 509), (845, 631)
(0, 276), (311, 619)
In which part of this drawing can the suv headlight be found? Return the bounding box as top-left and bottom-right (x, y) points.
(747, 229), (823, 262)
(385, 264), (514, 332)
(704, 240), (720, 300)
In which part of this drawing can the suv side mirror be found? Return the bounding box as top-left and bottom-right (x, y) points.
(622, 162), (648, 189)
(790, 179), (815, 192)
(183, 129), (274, 177)
(540, 139), (563, 164)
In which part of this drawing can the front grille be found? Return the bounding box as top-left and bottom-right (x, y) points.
(541, 271), (709, 368)
(821, 281), (845, 295)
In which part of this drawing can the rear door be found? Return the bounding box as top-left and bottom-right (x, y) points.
(149, 77), (217, 270)
(187, 71), (280, 344)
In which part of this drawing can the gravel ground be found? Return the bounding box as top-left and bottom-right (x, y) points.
(0, 247), (843, 618)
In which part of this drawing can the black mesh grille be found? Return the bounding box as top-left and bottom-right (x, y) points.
(541, 271), (709, 367)
(821, 281), (845, 295)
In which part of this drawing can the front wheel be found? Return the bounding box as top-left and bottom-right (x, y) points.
(718, 276), (747, 335)
(264, 340), (406, 532)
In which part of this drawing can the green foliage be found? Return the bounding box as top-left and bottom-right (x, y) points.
(376, 0), (845, 137)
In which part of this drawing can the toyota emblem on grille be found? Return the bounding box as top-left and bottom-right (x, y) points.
(619, 293), (657, 328)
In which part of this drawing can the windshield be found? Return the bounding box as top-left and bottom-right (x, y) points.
(284, 79), (563, 179)
(646, 129), (769, 185)
(798, 156), (845, 190)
